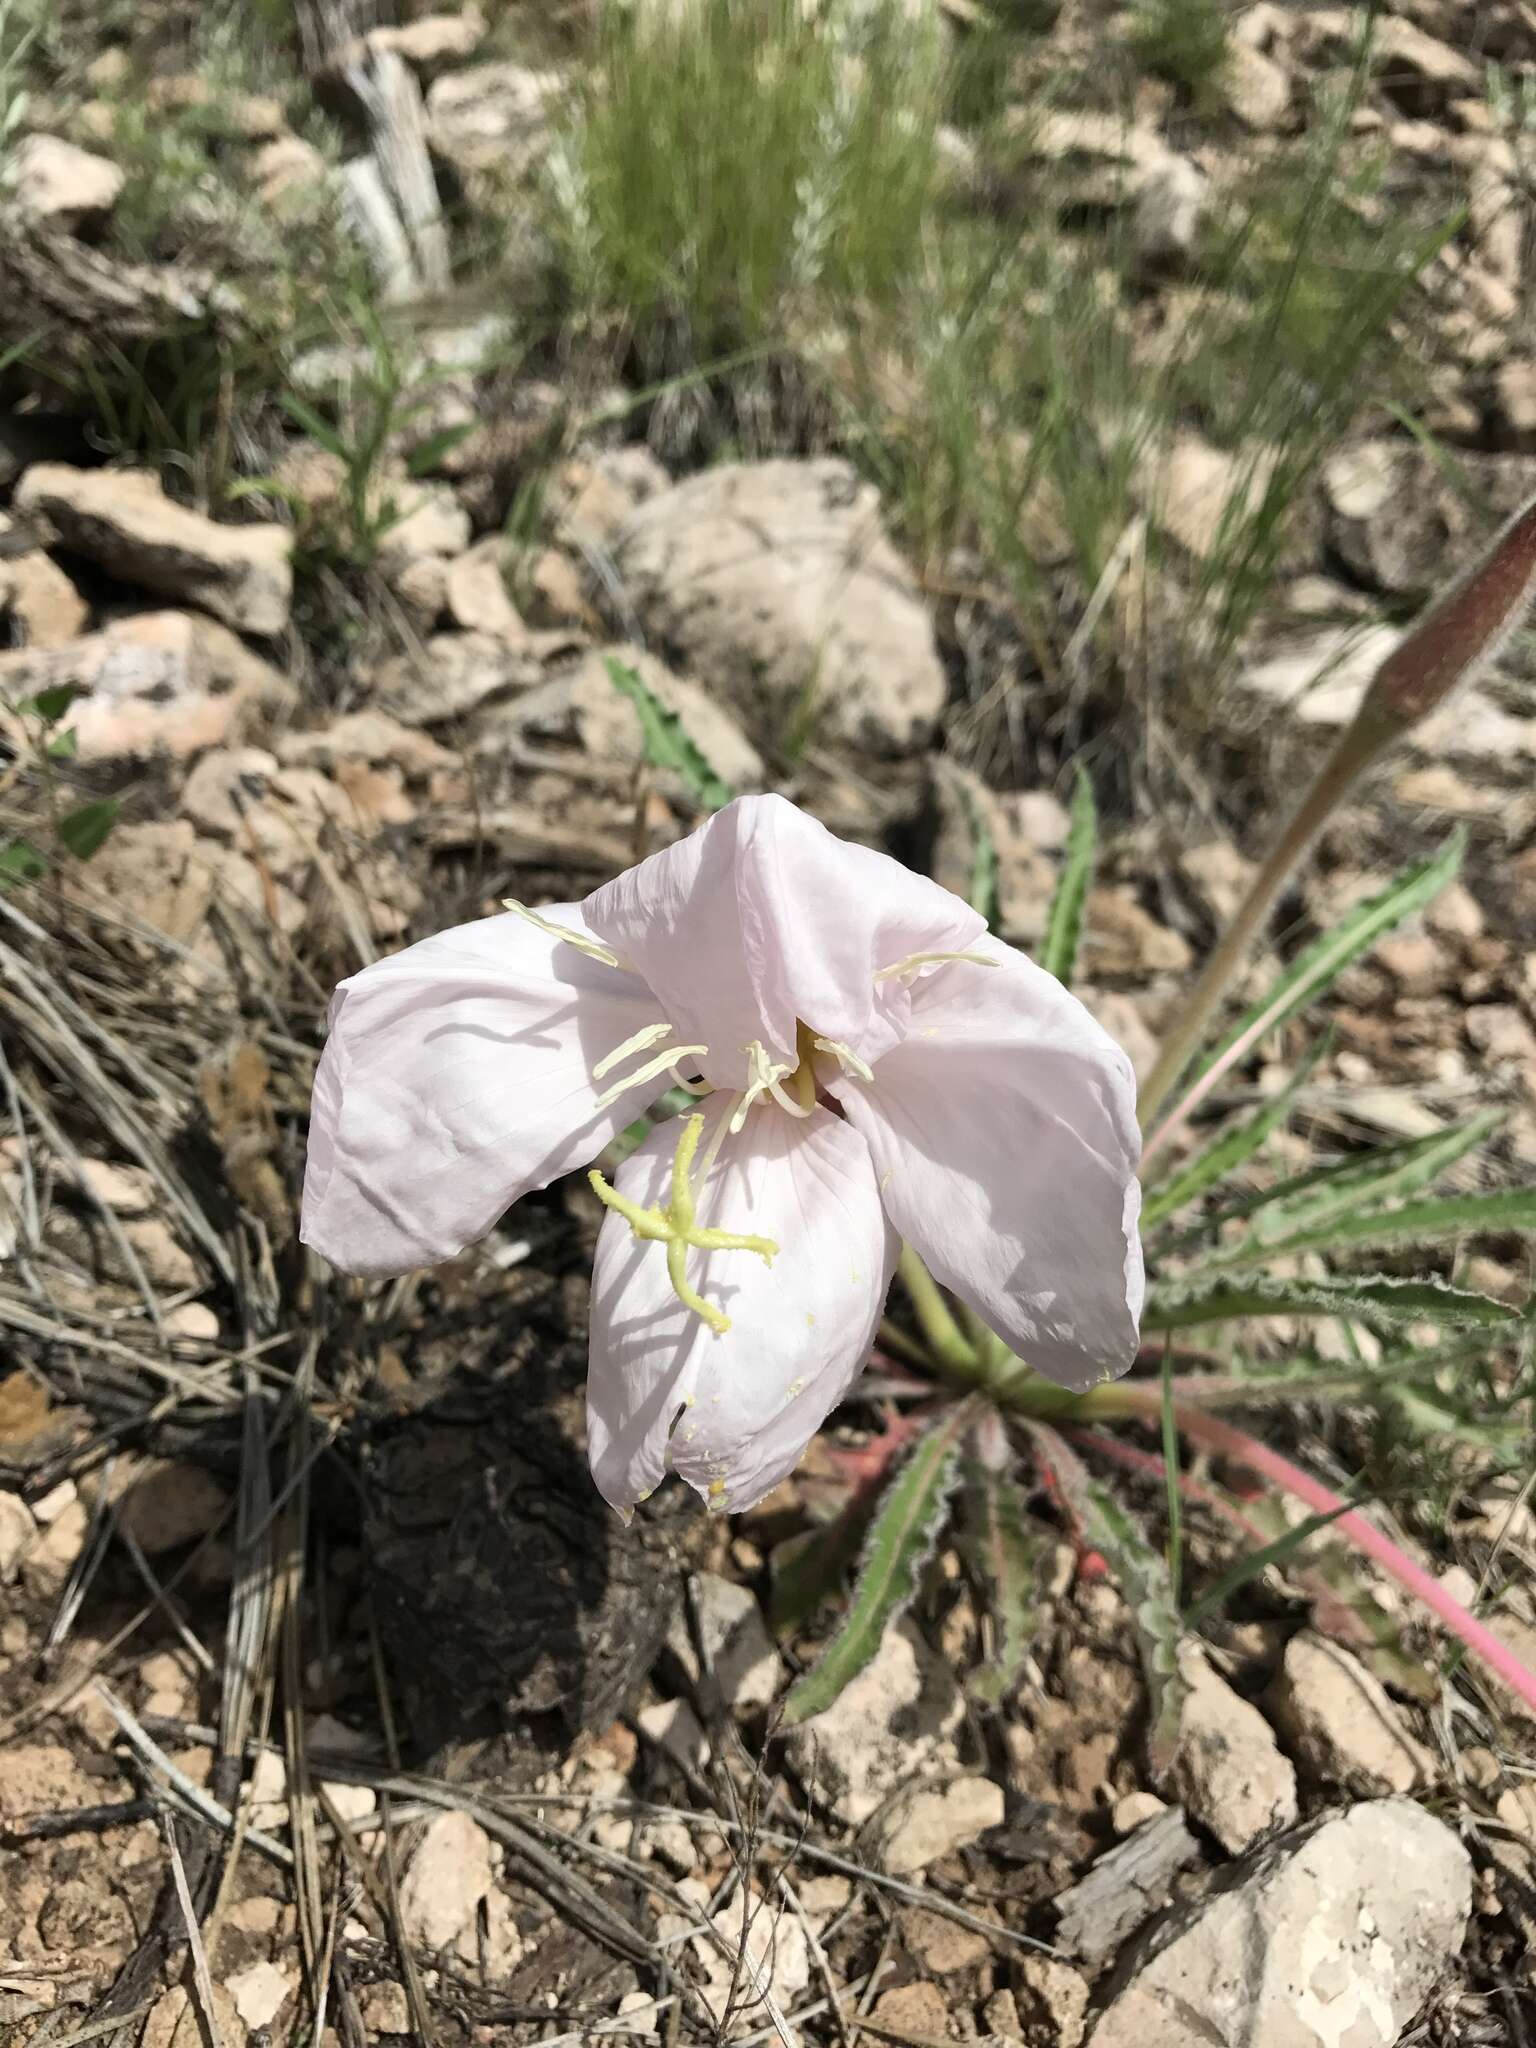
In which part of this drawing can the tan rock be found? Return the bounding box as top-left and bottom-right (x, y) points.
(1467, 1004), (1536, 1064)
(900, 1904), (991, 1975)
(869, 1774), (1004, 1876)
(373, 630), (543, 725)
(71, 1159), (157, 1215)
(0, 1743), (123, 1820)
(1014, 1954), (1089, 2048)
(251, 135), (328, 206)
(445, 535), (527, 640)
(1142, 432), (1277, 562)
(112, 1457), (230, 1554)
(121, 1218), (198, 1292)
(613, 457), (948, 755)
(425, 62), (556, 181)
(1112, 1789), (1169, 1834)
(1170, 1643), (1298, 1855)
(0, 1492), (37, 1582)
(0, 545), (88, 646)
(872, 1982), (949, 2038)
(142, 1984), (247, 2048)
(399, 1809), (495, 1950)
(225, 1960), (295, 2032)
(784, 1618), (963, 1824)
(1222, 41), (1291, 129)
(1266, 1631), (1432, 1796)
(276, 710), (452, 779)
(358, 1981), (411, 2033)
(1083, 887), (1192, 978)
(0, 611), (294, 763)
(14, 467), (292, 635)
(4, 135), (123, 230)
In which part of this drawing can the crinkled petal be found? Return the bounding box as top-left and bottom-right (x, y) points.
(831, 940), (1143, 1391)
(586, 1100), (897, 1514)
(581, 794), (985, 1090)
(303, 905), (667, 1275)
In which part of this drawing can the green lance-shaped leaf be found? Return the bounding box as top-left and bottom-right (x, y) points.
(604, 656), (735, 813)
(1220, 1109), (1503, 1251)
(1214, 1184), (1536, 1269)
(781, 1401), (973, 1725)
(1190, 835), (1464, 1087)
(1038, 771), (1097, 987)
(1031, 1424), (1186, 1776)
(1141, 1039), (1327, 1231)
(55, 799), (120, 862)
(957, 1463), (1054, 1706)
(1143, 1269), (1521, 1333)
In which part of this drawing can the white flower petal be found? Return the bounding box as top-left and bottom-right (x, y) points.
(302, 905), (666, 1275)
(581, 795), (985, 1090)
(586, 1099), (897, 1514)
(832, 940), (1143, 1391)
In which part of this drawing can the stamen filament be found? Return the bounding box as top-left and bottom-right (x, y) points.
(588, 1112), (777, 1336)
(593, 1020), (673, 1079)
(766, 1076), (816, 1118)
(503, 899), (625, 969)
(594, 1043), (708, 1109)
(873, 950), (998, 985)
(813, 1036), (874, 1082)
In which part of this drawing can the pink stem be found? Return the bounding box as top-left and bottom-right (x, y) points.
(1063, 1426), (1273, 1545)
(1172, 1402), (1536, 1720)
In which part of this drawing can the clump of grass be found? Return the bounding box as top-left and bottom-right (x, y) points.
(1126, 0), (1231, 105)
(547, 0), (948, 359)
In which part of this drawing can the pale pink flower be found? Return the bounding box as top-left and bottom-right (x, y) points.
(302, 795), (1143, 1513)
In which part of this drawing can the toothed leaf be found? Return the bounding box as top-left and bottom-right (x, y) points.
(782, 1404), (970, 1724)
(605, 656), (735, 812)
(1031, 1425), (1186, 1776)
(957, 1465), (1054, 1705)
(1143, 1270), (1520, 1331)
(1142, 1040), (1326, 1229)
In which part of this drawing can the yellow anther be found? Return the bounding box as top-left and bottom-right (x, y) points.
(589, 1113), (778, 1336)
(873, 949), (998, 985)
(813, 1035), (873, 1082)
(593, 1020), (674, 1080)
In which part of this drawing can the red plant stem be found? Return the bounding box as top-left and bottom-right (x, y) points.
(1062, 1426), (1274, 1546)
(1170, 1401), (1536, 1720)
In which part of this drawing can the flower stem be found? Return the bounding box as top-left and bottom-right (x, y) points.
(896, 1247), (979, 1375)
(1137, 721), (1370, 1131)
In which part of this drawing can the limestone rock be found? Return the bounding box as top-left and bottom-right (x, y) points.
(613, 458), (948, 755)
(113, 1457), (230, 1554)
(666, 1572), (782, 1715)
(1170, 1644), (1298, 1856)
(445, 536), (527, 639)
(0, 542), (88, 646)
(784, 1617), (963, 1823)
(1222, 43), (1291, 129)
(373, 630), (544, 724)
(0, 611), (294, 763)
(143, 1987), (247, 2048)
(0, 1492), (36, 1583)
(4, 136), (123, 231)
(14, 467), (292, 634)
(1141, 433), (1276, 562)
(225, 1961), (295, 2032)
(1014, 1955), (1090, 2048)
(1087, 1800), (1471, 2048)
(1266, 1632), (1433, 1796)
(399, 1809), (496, 1950)
(505, 646), (764, 793)
(426, 62), (556, 181)
(868, 1774), (1005, 1876)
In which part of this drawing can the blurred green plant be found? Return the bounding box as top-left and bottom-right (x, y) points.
(0, 687), (120, 885)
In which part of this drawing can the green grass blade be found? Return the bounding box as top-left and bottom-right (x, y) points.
(1218, 1186), (1536, 1268)
(1143, 1270), (1521, 1332)
(1183, 1502), (1354, 1626)
(55, 800), (120, 862)
(1141, 1039), (1325, 1229)
(1192, 834), (1464, 1083)
(957, 1464), (1052, 1705)
(604, 656), (736, 813)
(1246, 1111), (1502, 1246)
(964, 789), (1000, 928)
(1037, 771), (1096, 987)
(782, 1401), (972, 1724)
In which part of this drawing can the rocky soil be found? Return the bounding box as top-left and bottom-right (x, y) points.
(1, 0), (1535, 2043)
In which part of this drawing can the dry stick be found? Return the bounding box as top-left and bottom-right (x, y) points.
(366, 1609), (438, 2048)
(1139, 488), (1536, 1138)
(162, 1813), (225, 2048)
